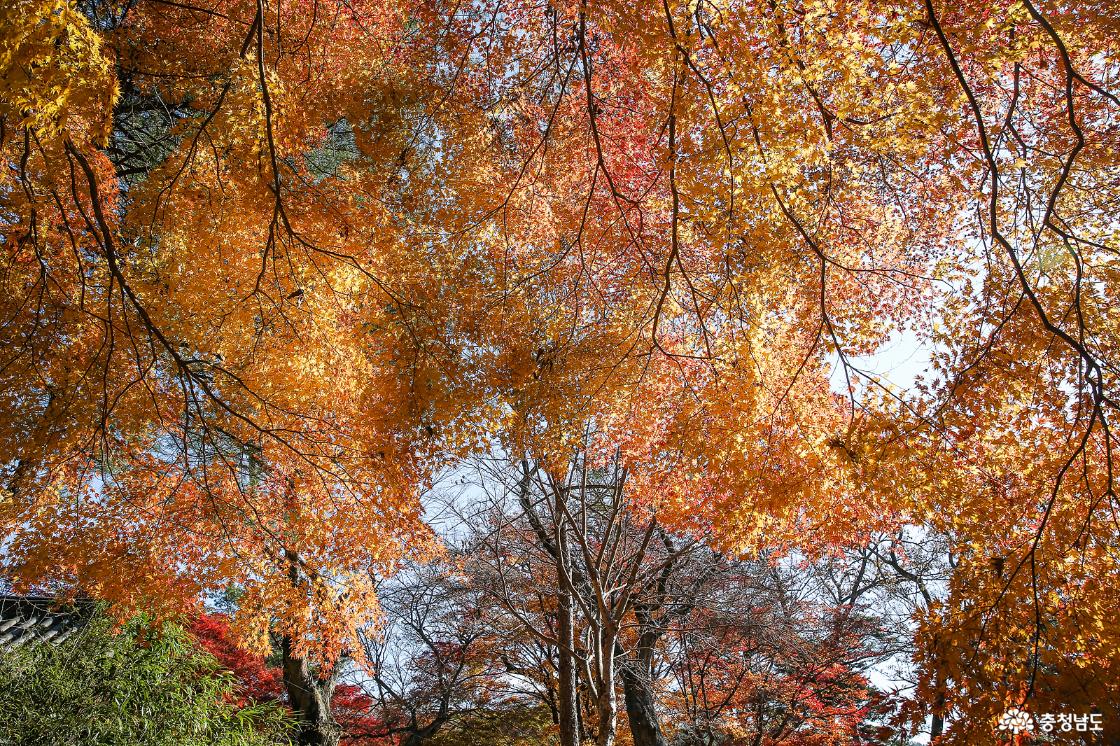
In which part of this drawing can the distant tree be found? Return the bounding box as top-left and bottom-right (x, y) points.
(665, 575), (894, 746)
(446, 453), (899, 746)
(0, 611), (292, 746)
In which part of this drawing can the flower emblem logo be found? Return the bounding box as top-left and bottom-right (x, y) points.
(998, 708), (1034, 734)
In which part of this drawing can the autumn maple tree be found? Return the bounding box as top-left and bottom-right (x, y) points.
(3, 0), (1120, 743)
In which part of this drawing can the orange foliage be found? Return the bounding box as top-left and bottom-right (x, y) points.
(2, 1), (1119, 739)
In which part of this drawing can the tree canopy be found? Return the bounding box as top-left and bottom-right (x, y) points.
(2, 0), (1119, 742)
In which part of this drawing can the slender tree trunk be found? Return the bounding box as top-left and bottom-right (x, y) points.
(554, 478), (579, 746)
(930, 670), (947, 739)
(519, 461), (581, 746)
(280, 635), (341, 746)
(556, 528), (581, 746)
(929, 631), (947, 740)
(595, 640), (617, 746)
(556, 594), (580, 746)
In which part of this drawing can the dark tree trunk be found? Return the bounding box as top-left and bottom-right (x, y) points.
(281, 635), (341, 746)
(929, 636), (947, 740)
(930, 685), (946, 739)
(620, 652), (667, 746)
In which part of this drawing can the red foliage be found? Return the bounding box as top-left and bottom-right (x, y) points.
(190, 614), (285, 706)
(333, 683), (388, 743)
(670, 604), (896, 746)
(191, 613), (388, 743)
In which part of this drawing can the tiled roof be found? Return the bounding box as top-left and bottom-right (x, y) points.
(0, 596), (93, 651)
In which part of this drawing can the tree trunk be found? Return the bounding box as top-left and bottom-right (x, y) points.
(594, 637), (617, 746)
(929, 635), (947, 740)
(621, 660), (667, 746)
(280, 635), (341, 746)
(556, 532), (581, 746)
(930, 679), (946, 739)
(519, 461), (581, 746)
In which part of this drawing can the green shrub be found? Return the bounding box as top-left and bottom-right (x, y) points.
(426, 704), (559, 746)
(0, 611), (292, 746)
